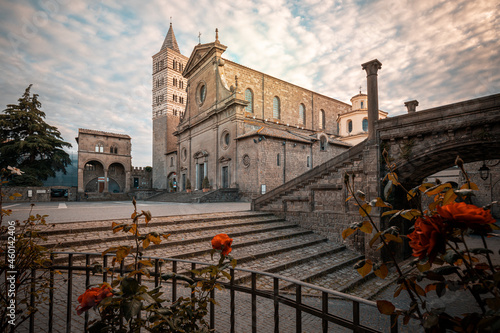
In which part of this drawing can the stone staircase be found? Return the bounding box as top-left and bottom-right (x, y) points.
(144, 190), (208, 202)
(38, 211), (393, 299)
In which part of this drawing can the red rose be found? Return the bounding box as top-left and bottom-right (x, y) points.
(76, 284), (113, 315)
(438, 202), (496, 231)
(408, 215), (446, 263)
(211, 233), (233, 256)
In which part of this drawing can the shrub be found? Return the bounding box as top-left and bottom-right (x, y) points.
(342, 153), (500, 331)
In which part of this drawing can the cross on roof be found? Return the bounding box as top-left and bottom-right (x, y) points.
(198, 32), (201, 44)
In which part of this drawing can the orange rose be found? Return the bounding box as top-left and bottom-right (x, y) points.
(211, 233), (233, 256)
(408, 215), (446, 263)
(438, 202), (496, 231)
(76, 284), (113, 315)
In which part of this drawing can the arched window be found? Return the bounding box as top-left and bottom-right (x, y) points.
(362, 118), (368, 132)
(320, 109), (325, 129)
(277, 153), (280, 166)
(95, 143), (103, 153)
(347, 120), (353, 133)
(245, 89), (253, 113)
(360, 101), (364, 109)
(110, 146), (114, 153)
(273, 96), (280, 119)
(337, 122), (340, 135)
(320, 136), (327, 151)
(299, 104), (305, 125)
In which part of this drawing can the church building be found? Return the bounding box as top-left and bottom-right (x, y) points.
(153, 27), (382, 199)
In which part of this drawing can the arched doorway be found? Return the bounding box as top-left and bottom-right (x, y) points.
(108, 163), (126, 193)
(83, 160), (105, 192)
(167, 172), (177, 192)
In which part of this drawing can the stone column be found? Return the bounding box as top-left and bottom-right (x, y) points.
(78, 168), (84, 193)
(361, 59), (382, 143)
(125, 170), (131, 193)
(104, 169), (109, 192)
(404, 100), (419, 113)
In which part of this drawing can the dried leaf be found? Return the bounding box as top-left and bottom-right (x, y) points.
(342, 228), (357, 240)
(371, 197), (392, 208)
(359, 221), (373, 234)
(382, 209), (400, 217)
(460, 182), (479, 190)
(424, 183), (450, 196)
(442, 188), (458, 206)
(359, 203), (372, 217)
(377, 300), (395, 315)
(355, 259), (373, 277)
(374, 263), (389, 279)
(384, 234), (403, 243)
(400, 209), (421, 221)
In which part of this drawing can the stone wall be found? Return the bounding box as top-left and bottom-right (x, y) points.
(2, 186), (77, 203)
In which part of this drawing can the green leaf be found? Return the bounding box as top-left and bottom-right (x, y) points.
(123, 298), (142, 320)
(121, 277), (140, 295)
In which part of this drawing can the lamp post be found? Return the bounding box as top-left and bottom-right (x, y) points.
(479, 162), (490, 181)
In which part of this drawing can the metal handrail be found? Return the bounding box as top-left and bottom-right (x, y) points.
(25, 252), (398, 333)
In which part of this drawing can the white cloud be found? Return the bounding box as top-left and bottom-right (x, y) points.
(0, 0), (498, 166)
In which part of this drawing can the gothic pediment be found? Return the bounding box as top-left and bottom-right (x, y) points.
(218, 156), (231, 163)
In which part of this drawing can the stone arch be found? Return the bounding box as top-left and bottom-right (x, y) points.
(394, 140), (500, 186)
(167, 171), (177, 192)
(108, 162), (126, 193)
(83, 160), (105, 192)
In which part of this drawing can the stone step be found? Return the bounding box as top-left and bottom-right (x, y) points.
(238, 249), (362, 291)
(41, 214), (284, 248)
(37, 211), (274, 237)
(52, 222), (313, 264)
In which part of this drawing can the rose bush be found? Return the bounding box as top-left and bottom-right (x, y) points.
(75, 199), (236, 333)
(343, 153), (500, 332)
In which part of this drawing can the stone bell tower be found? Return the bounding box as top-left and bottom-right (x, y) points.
(152, 23), (188, 189)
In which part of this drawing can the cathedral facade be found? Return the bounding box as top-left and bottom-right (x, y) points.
(152, 27), (378, 199)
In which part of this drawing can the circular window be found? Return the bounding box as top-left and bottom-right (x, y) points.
(242, 154), (250, 168)
(221, 130), (230, 150)
(181, 148), (187, 161)
(199, 84), (206, 104)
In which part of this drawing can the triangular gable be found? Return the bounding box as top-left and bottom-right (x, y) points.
(183, 42), (227, 77)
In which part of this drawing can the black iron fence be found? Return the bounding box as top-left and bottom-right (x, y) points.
(20, 252), (397, 332)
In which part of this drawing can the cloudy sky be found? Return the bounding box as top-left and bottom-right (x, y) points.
(0, 0), (498, 166)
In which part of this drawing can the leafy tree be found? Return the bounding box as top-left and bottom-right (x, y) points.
(0, 85), (72, 186)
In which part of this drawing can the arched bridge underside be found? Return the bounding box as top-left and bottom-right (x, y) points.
(252, 93), (500, 253)
(379, 93), (500, 185)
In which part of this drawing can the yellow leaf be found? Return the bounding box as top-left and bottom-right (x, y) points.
(416, 261), (431, 272)
(400, 209), (421, 221)
(13, 193), (22, 197)
(355, 259), (373, 278)
(384, 234), (403, 243)
(377, 300), (395, 315)
(129, 223), (137, 235)
(142, 210), (152, 224)
(115, 246), (131, 263)
(372, 197), (392, 208)
(345, 196), (353, 202)
(149, 234), (161, 245)
(460, 182), (479, 190)
(143, 238), (150, 249)
(369, 231), (382, 247)
(131, 212), (137, 219)
(424, 183), (451, 196)
(442, 188), (457, 206)
(359, 204), (372, 217)
(112, 222), (124, 233)
(359, 221), (373, 234)
(8, 196), (14, 200)
(406, 189), (417, 201)
(382, 209), (400, 217)
(138, 259), (153, 267)
(418, 183), (435, 193)
(374, 263), (389, 279)
(388, 173), (399, 185)
(342, 228), (357, 240)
